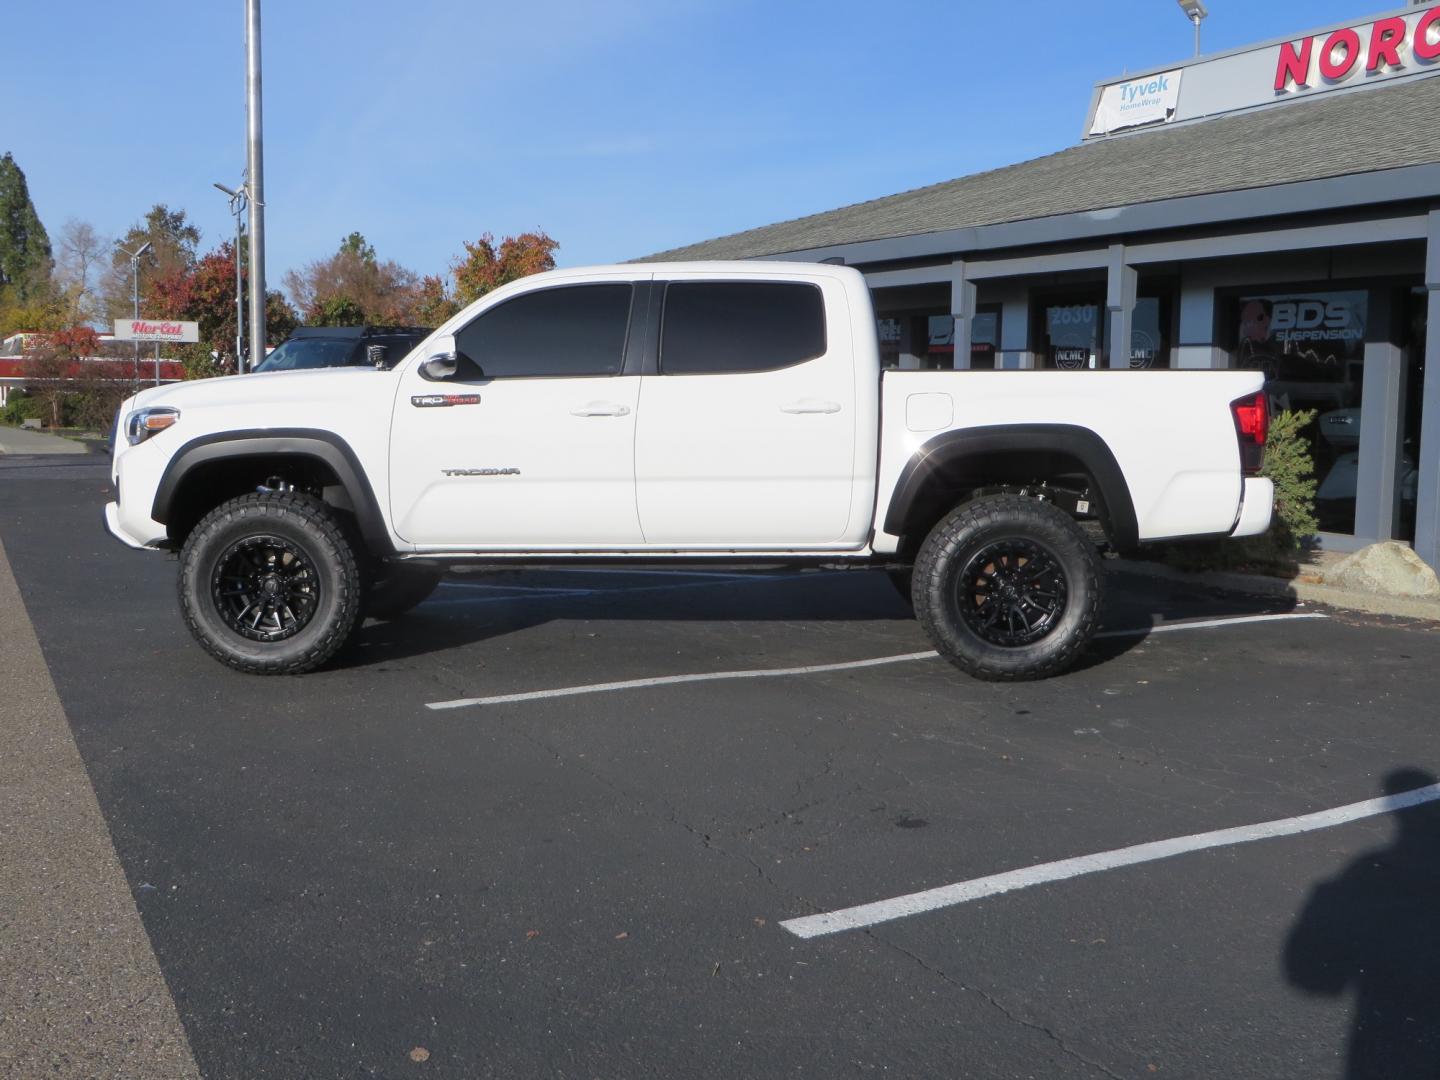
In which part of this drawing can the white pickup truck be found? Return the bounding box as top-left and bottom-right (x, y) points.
(106, 262), (1272, 680)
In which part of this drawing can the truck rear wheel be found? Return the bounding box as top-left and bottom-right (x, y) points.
(912, 494), (1100, 681)
(178, 492), (364, 675)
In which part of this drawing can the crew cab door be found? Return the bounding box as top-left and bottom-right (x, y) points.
(634, 275), (859, 547)
(388, 278), (645, 548)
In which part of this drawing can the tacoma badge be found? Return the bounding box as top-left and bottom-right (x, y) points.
(442, 467), (521, 477)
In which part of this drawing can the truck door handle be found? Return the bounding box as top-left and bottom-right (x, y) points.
(570, 402), (631, 417)
(780, 399), (842, 415)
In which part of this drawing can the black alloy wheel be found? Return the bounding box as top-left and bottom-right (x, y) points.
(912, 493), (1100, 682)
(178, 491), (364, 675)
(955, 538), (1068, 648)
(211, 535), (321, 642)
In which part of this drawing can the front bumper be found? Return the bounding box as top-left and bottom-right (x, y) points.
(1230, 477), (1275, 538)
(104, 500), (165, 549)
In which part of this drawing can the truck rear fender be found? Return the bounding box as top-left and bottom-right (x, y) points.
(883, 424), (1140, 552)
(150, 429), (393, 554)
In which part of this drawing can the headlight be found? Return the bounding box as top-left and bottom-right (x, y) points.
(124, 406), (181, 445)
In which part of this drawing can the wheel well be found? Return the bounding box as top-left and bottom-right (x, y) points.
(891, 449), (1114, 559)
(164, 454), (353, 546)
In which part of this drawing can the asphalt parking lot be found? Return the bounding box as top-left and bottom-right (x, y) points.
(4, 455), (1440, 1080)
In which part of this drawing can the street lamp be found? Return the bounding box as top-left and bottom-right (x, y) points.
(115, 240), (152, 387)
(213, 180), (249, 373)
(1177, 0), (1209, 58)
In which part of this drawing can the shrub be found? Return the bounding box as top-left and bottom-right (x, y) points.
(1, 390), (43, 425)
(1148, 408), (1318, 574)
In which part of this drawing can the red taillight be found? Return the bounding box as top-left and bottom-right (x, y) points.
(1231, 391), (1268, 476)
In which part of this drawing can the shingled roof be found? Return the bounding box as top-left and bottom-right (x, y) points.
(646, 74), (1440, 262)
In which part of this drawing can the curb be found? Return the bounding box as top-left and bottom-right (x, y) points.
(1111, 558), (1440, 624)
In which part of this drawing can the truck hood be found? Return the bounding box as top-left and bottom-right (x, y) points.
(127, 366), (394, 412)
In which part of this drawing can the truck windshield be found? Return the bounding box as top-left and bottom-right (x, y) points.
(254, 338), (358, 373)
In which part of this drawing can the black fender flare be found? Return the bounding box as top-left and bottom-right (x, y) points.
(151, 428), (394, 554)
(883, 424), (1140, 551)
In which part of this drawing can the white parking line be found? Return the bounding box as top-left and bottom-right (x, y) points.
(1093, 612), (1327, 639)
(422, 612), (1327, 711)
(782, 781), (1440, 939)
(425, 652), (940, 710)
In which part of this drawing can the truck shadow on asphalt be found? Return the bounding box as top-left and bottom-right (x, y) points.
(1284, 768), (1440, 1080)
(332, 568), (1300, 673)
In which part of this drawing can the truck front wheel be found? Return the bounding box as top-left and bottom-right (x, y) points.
(912, 494), (1100, 681)
(178, 492), (364, 675)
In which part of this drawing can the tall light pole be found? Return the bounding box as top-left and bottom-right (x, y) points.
(245, 0), (267, 369)
(213, 181), (248, 372)
(116, 240), (152, 388)
(1177, 0), (1209, 58)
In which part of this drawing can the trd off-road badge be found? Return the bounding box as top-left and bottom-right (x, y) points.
(411, 393), (481, 408)
(441, 467), (521, 477)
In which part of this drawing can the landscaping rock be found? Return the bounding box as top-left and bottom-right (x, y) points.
(1326, 542), (1440, 599)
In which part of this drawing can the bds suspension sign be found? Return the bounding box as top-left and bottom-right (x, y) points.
(112, 319), (200, 344)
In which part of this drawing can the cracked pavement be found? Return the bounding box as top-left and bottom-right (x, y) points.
(4, 457), (1440, 1078)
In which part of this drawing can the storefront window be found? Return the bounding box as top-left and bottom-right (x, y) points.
(878, 317), (902, 368)
(1232, 290), (1367, 535)
(1130, 297), (1170, 369)
(1040, 300), (1102, 370)
(971, 307), (1002, 369)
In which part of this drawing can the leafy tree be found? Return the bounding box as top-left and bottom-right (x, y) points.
(451, 231), (557, 307)
(0, 152), (53, 304)
(22, 326), (100, 428)
(412, 274), (460, 327)
(282, 232), (417, 325)
(312, 295), (367, 327)
(338, 231), (376, 265)
(104, 204), (201, 321)
(0, 291), (68, 338)
(54, 219), (108, 324)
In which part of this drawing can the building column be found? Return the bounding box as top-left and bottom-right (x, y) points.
(950, 258), (976, 371)
(1177, 276), (1224, 369)
(1414, 210), (1440, 571)
(1000, 291), (1032, 369)
(1355, 288), (1405, 542)
(1106, 244), (1138, 369)
(897, 317), (920, 370)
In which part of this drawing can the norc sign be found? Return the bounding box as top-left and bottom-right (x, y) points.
(1086, 4), (1440, 139)
(1275, 7), (1440, 94)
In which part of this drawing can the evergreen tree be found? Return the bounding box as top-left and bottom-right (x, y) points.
(0, 152), (53, 302)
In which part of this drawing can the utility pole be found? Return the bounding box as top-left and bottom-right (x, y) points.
(116, 240), (152, 389)
(245, 0), (266, 371)
(213, 180), (248, 372)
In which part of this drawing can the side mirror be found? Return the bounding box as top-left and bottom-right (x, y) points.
(419, 351), (483, 382)
(366, 344), (388, 369)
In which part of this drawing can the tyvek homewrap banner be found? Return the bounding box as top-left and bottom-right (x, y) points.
(1089, 69), (1183, 136)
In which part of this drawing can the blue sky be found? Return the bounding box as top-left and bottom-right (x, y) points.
(4, 0), (1380, 290)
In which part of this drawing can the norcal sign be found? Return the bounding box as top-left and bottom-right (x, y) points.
(1275, 6), (1440, 95)
(1085, 3), (1440, 139)
(113, 319), (200, 344)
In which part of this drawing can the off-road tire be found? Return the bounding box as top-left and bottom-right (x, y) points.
(178, 492), (364, 675)
(912, 494), (1100, 682)
(366, 565), (444, 620)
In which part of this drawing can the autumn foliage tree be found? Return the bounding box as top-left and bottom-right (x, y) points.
(21, 326), (104, 428)
(451, 231), (558, 307)
(282, 232), (420, 325)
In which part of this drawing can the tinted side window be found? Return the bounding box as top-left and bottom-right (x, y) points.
(660, 282), (826, 375)
(455, 284), (633, 378)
